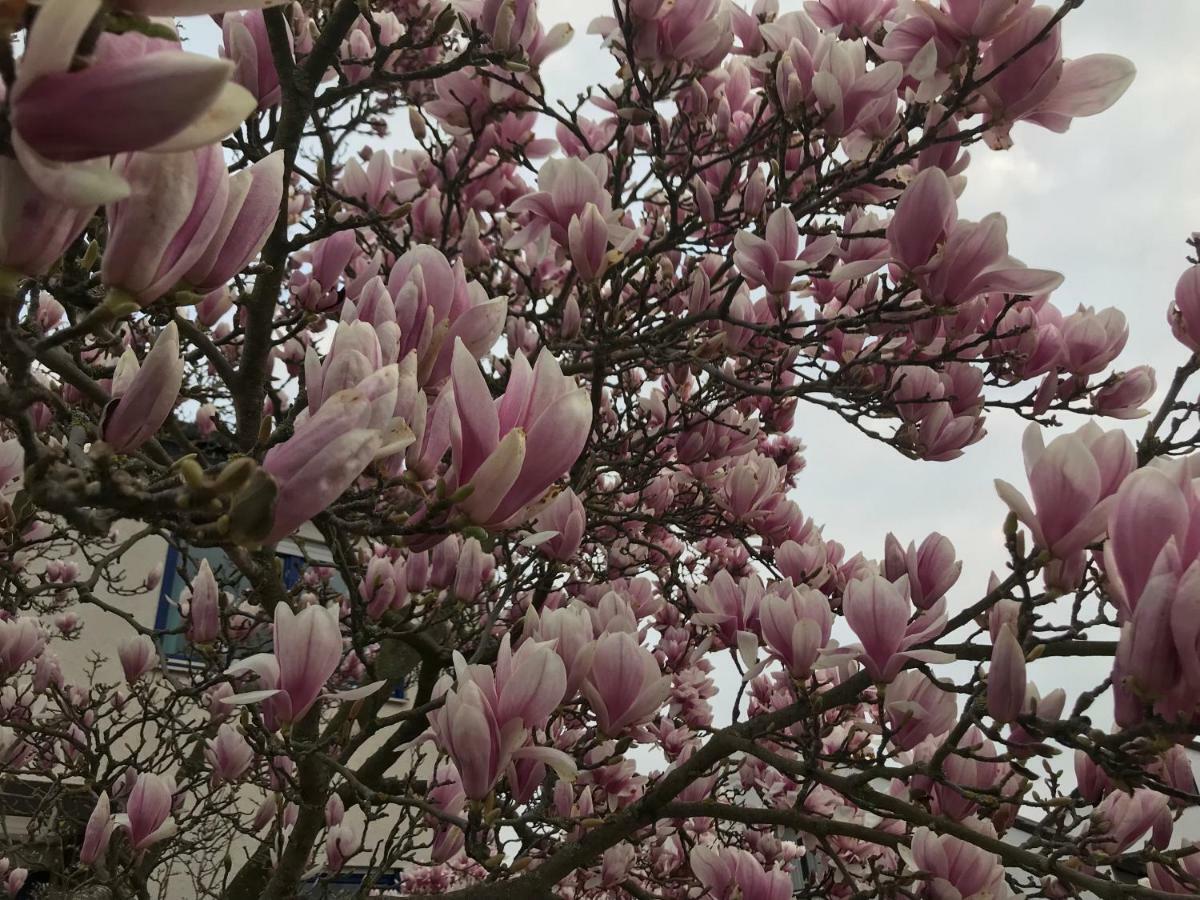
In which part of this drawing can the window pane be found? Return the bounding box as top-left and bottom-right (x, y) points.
(158, 545), (249, 660)
(156, 543), (401, 698)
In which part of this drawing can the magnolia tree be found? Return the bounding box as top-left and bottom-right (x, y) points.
(1, 0), (1199, 897)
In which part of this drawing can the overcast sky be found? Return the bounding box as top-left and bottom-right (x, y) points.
(791, 0), (1200, 725)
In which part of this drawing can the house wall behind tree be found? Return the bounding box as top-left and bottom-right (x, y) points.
(2, 520), (428, 899)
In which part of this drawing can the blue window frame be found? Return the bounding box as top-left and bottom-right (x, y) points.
(300, 869), (401, 897)
(155, 542), (328, 660)
(155, 540), (405, 698)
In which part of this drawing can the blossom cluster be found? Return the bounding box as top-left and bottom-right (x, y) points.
(0, 0), (1195, 898)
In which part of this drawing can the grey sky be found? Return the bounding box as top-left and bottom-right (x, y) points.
(796, 0), (1200, 728)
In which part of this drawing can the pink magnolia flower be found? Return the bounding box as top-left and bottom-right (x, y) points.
(0, 618), (46, 675)
(185, 150), (285, 293)
(567, 202), (613, 282)
(473, 0), (572, 62)
(1089, 788), (1172, 855)
(99, 323), (184, 453)
(1092, 366), (1156, 419)
(888, 167), (1062, 306)
(0, 440), (21, 494)
(117, 773), (177, 852)
(987, 624), (1026, 724)
(325, 794), (345, 827)
(1112, 547), (1200, 714)
(384, 246), (508, 385)
(360, 555), (408, 621)
(465, 635), (568, 731)
(0, 866), (26, 898)
(530, 489), (587, 561)
(917, 0), (1032, 40)
(1149, 840), (1200, 894)
(734, 207), (835, 295)
(804, 0), (896, 38)
(691, 571), (765, 653)
(991, 296), (1066, 378)
(1104, 465), (1200, 618)
(883, 670), (955, 749)
(183, 558), (221, 644)
(428, 680), (513, 801)
(102, 147), (231, 306)
(886, 166), (958, 272)
(429, 636), (572, 799)
(775, 536), (831, 588)
(118, 635), (159, 684)
(292, 229), (360, 312)
(427, 765), (467, 863)
(910, 825), (1008, 899)
(0, 158), (96, 278)
(758, 585), (833, 677)
(581, 631), (671, 736)
(10, 0), (254, 205)
(1058, 306), (1128, 376)
(508, 155), (631, 253)
(976, 6), (1135, 149)
(523, 603), (597, 698)
(80, 792), (117, 866)
(882, 532), (960, 610)
(590, 0), (733, 71)
(222, 10), (290, 110)
(225, 603), (344, 727)
(811, 41), (903, 141)
(36, 292), (65, 331)
(303, 321), (388, 415)
(338, 152), (416, 217)
(690, 846), (792, 900)
(905, 403), (987, 462)
(922, 727), (1005, 820)
(771, 20), (824, 117)
(1074, 748), (1114, 805)
(32, 652), (62, 694)
(205, 723), (254, 784)
(117, 1), (290, 13)
(1168, 265), (1200, 353)
(1006, 684), (1065, 753)
(843, 573), (948, 682)
(262, 367), (410, 544)
(995, 422), (1134, 559)
(448, 341), (591, 528)
(325, 820), (363, 872)
(270, 602), (343, 722)
(596, 843), (636, 889)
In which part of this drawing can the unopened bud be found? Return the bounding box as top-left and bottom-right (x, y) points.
(81, 240), (101, 271)
(225, 470), (279, 548)
(176, 457), (207, 491)
(448, 483), (476, 503)
(432, 4), (457, 38)
(213, 457), (258, 495)
(99, 288), (139, 322)
(1003, 511), (1019, 538)
(408, 107), (427, 142)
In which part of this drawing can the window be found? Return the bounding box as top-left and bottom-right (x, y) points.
(300, 869), (402, 897)
(155, 539), (404, 698)
(155, 539), (344, 661)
